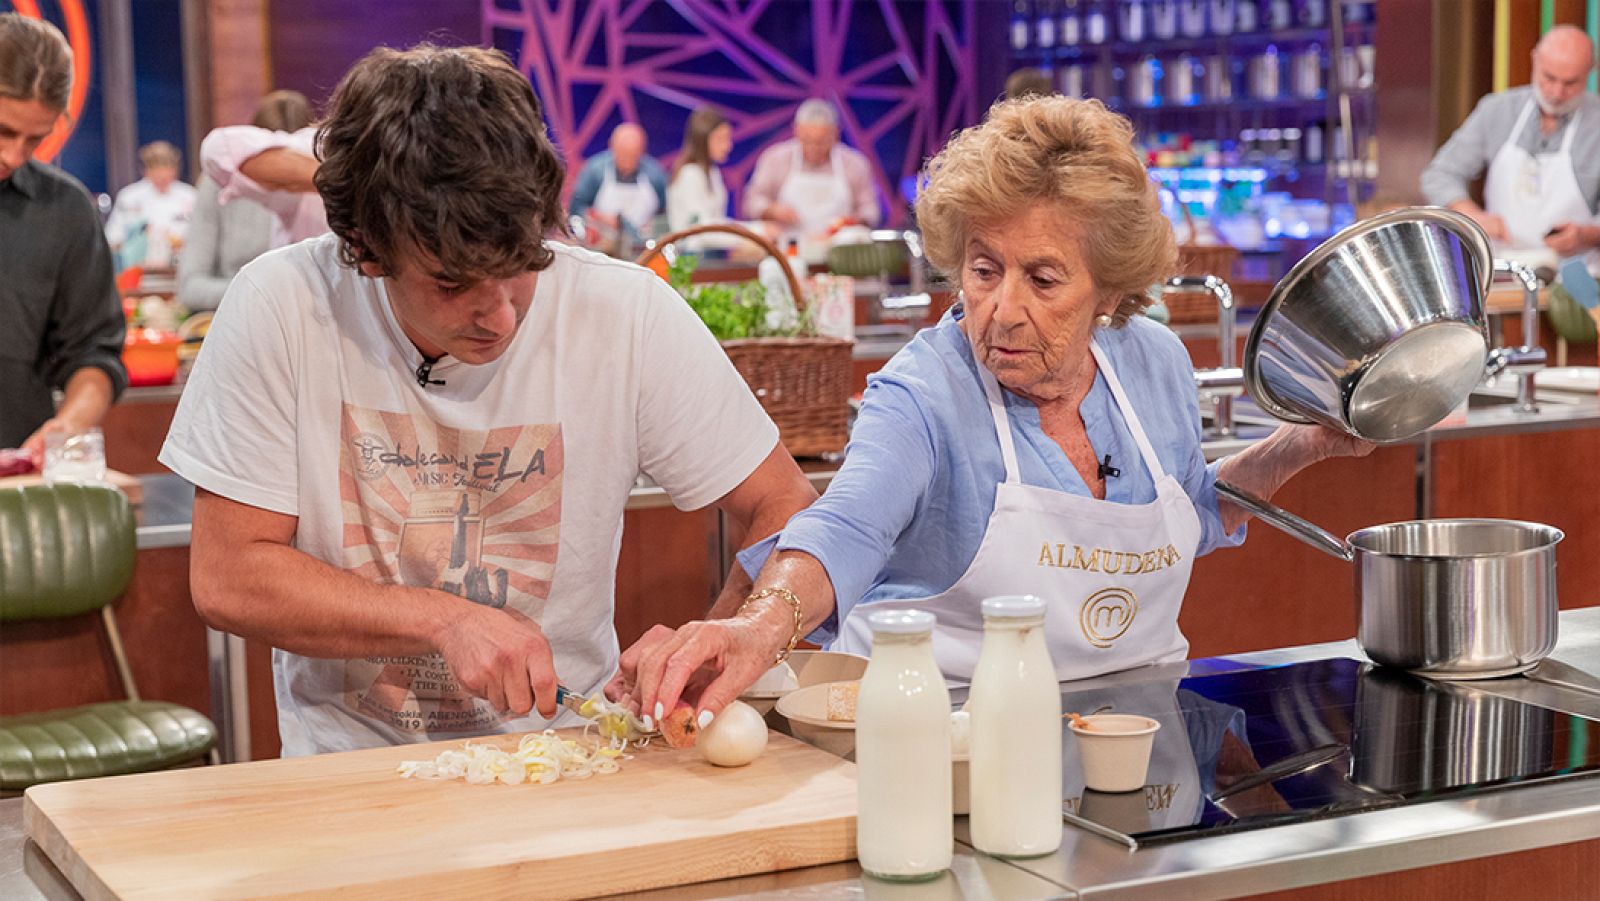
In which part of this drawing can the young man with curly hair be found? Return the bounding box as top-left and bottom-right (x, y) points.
(163, 45), (816, 755)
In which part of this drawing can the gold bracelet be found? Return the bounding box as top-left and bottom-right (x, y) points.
(739, 586), (804, 666)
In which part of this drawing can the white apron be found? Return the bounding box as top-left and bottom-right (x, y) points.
(593, 162), (660, 230)
(776, 145), (852, 237)
(1485, 100), (1592, 251)
(835, 339), (1204, 682)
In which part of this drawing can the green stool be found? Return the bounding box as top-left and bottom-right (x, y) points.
(0, 484), (215, 792)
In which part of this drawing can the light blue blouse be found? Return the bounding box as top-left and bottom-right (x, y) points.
(744, 309), (1246, 643)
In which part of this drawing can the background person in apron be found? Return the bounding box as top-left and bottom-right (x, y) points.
(741, 99), (881, 239)
(568, 122), (668, 235)
(1421, 26), (1600, 260)
(620, 96), (1372, 725)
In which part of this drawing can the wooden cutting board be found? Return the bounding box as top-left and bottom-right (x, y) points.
(24, 729), (857, 900)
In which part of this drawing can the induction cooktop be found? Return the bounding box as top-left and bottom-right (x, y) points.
(1055, 657), (1600, 845)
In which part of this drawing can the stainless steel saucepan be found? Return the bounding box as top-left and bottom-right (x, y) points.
(1243, 207), (1499, 443)
(1215, 480), (1562, 679)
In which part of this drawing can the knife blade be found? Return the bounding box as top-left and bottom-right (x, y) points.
(554, 684), (657, 738)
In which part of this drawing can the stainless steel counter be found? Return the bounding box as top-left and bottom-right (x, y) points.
(8, 607), (1600, 901)
(134, 382), (1600, 765)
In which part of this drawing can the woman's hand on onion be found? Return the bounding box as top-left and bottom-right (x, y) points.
(631, 609), (790, 733)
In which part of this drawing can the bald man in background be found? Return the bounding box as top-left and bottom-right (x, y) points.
(569, 122), (668, 234)
(1422, 25), (1600, 256)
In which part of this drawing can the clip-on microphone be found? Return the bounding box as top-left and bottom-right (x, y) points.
(1097, 454), (1120, 479)
(415, 357), (446, 388)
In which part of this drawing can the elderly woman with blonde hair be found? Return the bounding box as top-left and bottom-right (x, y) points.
(622, 96), (1370, 720)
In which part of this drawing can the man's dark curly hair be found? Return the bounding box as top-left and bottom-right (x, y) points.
(314, 44), (567, 282)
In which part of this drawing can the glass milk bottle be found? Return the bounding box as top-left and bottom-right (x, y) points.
(969, 595), (1063, 857)
(856, 609), (952, 881)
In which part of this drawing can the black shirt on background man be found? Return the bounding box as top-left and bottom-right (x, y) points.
(0, 158), (127, 449)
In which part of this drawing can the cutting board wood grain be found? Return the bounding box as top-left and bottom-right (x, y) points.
(24, 729), (857, 900)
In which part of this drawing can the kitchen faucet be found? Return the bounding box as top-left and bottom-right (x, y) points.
(1167, 275), (1242, 438)
(1487, 259), (1546, 415)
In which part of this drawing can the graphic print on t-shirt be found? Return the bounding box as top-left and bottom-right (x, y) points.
(338, 404), (563, 737)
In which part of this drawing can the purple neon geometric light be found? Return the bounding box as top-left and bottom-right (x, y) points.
(484, 0), (978, 225)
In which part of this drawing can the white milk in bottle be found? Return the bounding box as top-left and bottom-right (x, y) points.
(969, 595), (1063, 857)
(855, 609), (952, 881)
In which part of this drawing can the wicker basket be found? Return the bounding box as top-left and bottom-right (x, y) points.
(1167, 196), (1241, 324)
(638, 223), (853, 458)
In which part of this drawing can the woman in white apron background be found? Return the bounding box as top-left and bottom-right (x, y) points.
(619, 96), (1372, 723)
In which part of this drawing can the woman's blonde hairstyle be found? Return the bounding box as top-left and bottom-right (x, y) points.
(916, 96), (1177, 325)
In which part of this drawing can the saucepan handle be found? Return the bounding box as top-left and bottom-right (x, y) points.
(1214, 480), (1355, 562)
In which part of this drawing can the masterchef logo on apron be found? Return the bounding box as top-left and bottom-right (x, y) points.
(1080, 587), (1138, 648)
(1036, 542), (1184, 648)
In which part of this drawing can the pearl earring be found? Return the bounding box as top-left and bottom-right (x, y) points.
(1094, 313), (1114, 328)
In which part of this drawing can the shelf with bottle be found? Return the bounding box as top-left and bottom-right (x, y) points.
(1106, 91), (1373, 114)
(1037, 22), (1376, 62)
(1045, 41), (1376, 110)
(1140, 126), (1377, 188)
(1009, 0), (1378, 59)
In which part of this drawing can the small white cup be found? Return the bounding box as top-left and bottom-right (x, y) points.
(42, 427), (107, 485)
(1069, 714), (1161, 793)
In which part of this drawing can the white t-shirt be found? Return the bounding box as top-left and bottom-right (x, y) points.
(104, 178), (197, 268)
(160, 234), (779, 755)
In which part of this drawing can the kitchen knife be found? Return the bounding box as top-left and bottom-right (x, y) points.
(554, 684), (657, 737)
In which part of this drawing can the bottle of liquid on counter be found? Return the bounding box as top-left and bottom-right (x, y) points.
(969, 595), (1063, 859)
(757, 256), (797, 333)
(856, 609), (953, 882)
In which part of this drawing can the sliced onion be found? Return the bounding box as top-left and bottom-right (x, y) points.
(398, 729), (630, 786)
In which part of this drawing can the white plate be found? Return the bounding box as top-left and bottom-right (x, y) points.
(775, 681), (858, 731)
